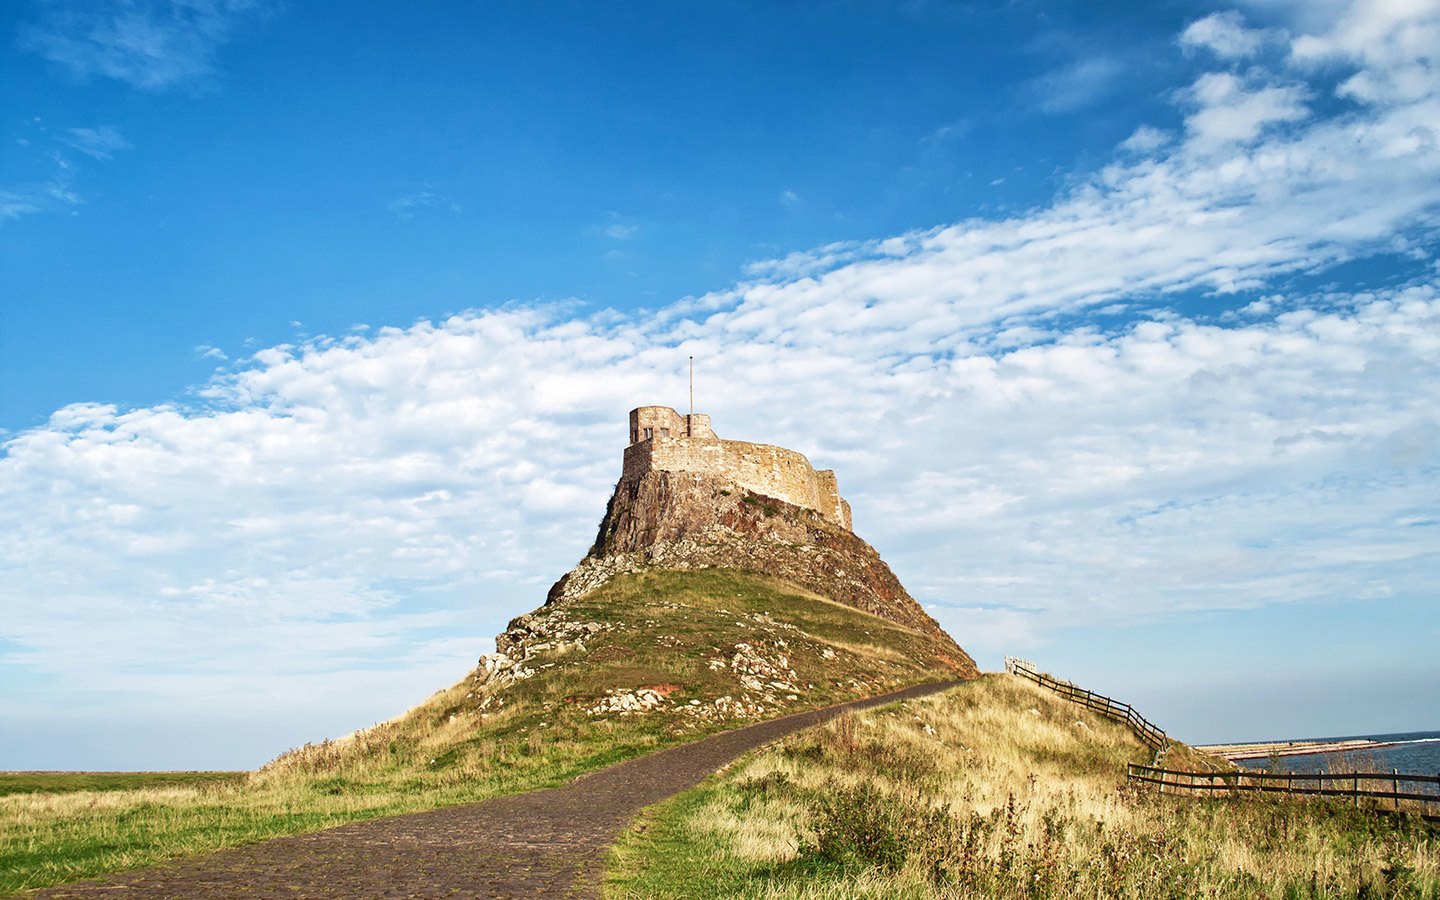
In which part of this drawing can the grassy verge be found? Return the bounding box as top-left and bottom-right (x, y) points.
(0, 773), (246, 798)
(1, 568), (965, 896)
(607, 675), (1440, 899)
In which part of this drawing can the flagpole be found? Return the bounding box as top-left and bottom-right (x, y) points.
(689, 356), (694, 415)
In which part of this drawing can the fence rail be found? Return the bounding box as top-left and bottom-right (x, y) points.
(1128, 763), (1440, 822)
(1003, 658), (1439, 826)
(1003, 657), (1167, 750)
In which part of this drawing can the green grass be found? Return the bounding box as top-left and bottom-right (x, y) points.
(0, 567), (966, 896)
(0, 772), (246, 797)
(607, 675), (1440, 899)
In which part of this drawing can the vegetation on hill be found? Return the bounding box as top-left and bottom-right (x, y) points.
(0, 568), (965, 896)
(607, 675), (1440, 898)
(0, 772), (245, 798)
(264, 568), (968, 782)
(578, 472), (976, 670)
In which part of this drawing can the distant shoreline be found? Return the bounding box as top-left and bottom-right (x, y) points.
(1198, 737), (1439, 761)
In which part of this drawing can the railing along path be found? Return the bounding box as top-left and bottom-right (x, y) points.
(1003, 656), (1167, 757)
(1129, 764), (1440, 822)
(1004, 657), (1440, 824)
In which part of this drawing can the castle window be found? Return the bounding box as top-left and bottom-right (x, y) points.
(659, 428), (670, 437)
(643, 427), (653, 440)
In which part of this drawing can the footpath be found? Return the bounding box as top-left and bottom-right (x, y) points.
(30, 681), (959, 900)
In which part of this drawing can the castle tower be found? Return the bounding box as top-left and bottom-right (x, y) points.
(621, 405), (852, 531)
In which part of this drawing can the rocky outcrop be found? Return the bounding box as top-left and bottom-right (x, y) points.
(545, 468), (976, 674)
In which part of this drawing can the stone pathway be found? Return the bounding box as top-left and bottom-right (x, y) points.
(31, 682), (958, 899)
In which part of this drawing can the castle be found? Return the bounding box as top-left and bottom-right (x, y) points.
(622, 405), (853, 531)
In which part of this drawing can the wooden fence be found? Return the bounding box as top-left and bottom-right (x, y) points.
(1003, 658), (1439, 825)
(1128, 763), (1440, 823)
(1003, 657), (1167, 750)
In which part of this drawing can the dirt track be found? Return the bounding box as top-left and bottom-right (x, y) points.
(30, 681), (958, 899)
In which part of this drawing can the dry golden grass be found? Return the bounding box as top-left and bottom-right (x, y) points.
(2, 568), (966, 897)
(608, 675), (1440, 899)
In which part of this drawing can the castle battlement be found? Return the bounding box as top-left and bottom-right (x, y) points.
(621, 406), (852, 531)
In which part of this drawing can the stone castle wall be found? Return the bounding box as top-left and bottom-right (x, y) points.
(621, 406), (853, 531)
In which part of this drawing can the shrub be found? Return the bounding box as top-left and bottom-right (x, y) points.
(800, 782), (951, 873)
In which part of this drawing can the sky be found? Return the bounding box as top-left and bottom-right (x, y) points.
(1, 0), (1437, 770)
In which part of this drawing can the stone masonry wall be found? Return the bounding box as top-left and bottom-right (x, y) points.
(623, 407), (853, 531)
(625, 437), (852, 529)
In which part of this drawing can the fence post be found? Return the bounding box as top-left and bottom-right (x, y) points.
(1353, 774), (1359, 807)
(1393, 770), (1399, 811)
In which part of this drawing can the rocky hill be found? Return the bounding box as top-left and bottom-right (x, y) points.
(551, 467), (973, 672)
(264, 409), (975, 782)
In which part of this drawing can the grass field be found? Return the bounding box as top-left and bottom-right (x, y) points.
(0, 772), (246, 798)
(606, 675), (1440, 899)
(0, 568), (964, 896)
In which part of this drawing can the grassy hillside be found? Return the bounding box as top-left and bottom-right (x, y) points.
(0, 772), (246, 798)
(0, 568), (965, 896)
(262, 568), (967, 783)
(607, 674), (1440, 899)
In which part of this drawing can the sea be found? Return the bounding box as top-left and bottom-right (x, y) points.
(1231, 730), (1440, 776)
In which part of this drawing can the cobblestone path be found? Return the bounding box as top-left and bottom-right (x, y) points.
(31, 681), (958, 899)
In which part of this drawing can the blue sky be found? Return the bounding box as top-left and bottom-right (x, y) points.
(2, 0), (1438, 769)
(1, 0), (1207, 428)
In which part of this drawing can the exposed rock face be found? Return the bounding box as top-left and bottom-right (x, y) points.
(545, 467), (977, 675)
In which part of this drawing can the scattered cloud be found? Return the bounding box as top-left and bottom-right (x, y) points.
(63, 126), (132, 160)
(1234, 0), (1353, 33)
(592, 212), (640, 241)
(0, 192), (43, 221)
(194, 344), (227, 361)
(387, 187), (460, 220)
(1182, 71), (1309, 147)
(778, 189), (800, 209)
(0, 178), (83, 222)
(1180, 10), (1277, 60)
(20, 0), (278, 91)
(1029, 55), (1127, 114)
(1119, 125), (1171, 154)
(3, 0), (1438, 751)
(2, 123), (135, 224)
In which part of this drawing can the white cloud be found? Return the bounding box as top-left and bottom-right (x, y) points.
(0, 179), (84, 222)
(387, 187), (461, 220)
(1182, 71), (1309, 147)
(1235, 0), (1353, 32)
(1029, 55), (1127, 114)
(1119, 125), (1172, 154)
(0, 193), (43, 221)
(3, 125), (132, 225)
(1291, 0), (1440, 104)
(21, 0), (277, 91)
(779, 189), (800, 209)
(3, 0), (1439, 757)
(64, 126), (133, 160)
(592, 212), (641, 241)
(1180, 10), (1275, 60)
